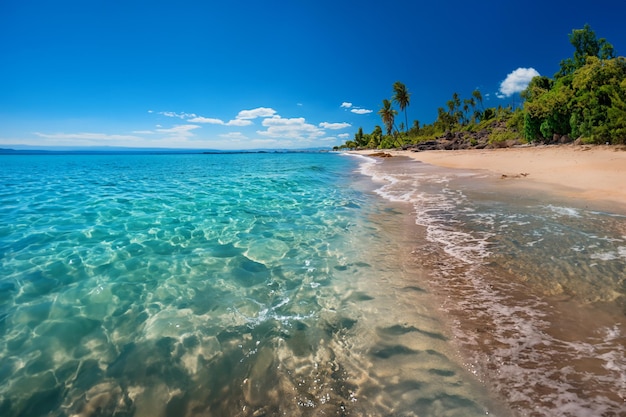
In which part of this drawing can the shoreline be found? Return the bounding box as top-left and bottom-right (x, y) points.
(353, 146), (626, 414)
(353, 145), (626, 212)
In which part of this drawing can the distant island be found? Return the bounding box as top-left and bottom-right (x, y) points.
(336, 25), (626, 151)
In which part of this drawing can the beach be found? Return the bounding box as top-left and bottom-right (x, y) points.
(352, 146), (626, 415)
(1, 151), (625, 416)
(368, 145), (626, 211)
(1, 153), (515, 416)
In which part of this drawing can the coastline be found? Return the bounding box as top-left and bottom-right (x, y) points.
(352, 147), (626, 414)
(354, 145), (626, 212)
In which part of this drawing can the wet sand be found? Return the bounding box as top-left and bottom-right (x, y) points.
(354, 153), (626, 415)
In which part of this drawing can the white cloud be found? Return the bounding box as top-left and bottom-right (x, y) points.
(28, 131), (193, 148)
(338, 133), (350, 139)
(156, 124), (201, 139)
(236, 107), (277, 120)
(342, 102), (372, 114)
(35, 132), (143, 142)
(136, 105), (350, 148)
(499, 67), (540, 97)
(188, 116), (225, 124)
(159, 111), (197, 119)
(258, 116), (324, 140)
(219, 132), (248, 140)
(262, 116), (306, 127)
(319, 122), (351, 130)
(225, 118), (253, 127)
(186, 115), (253, 127)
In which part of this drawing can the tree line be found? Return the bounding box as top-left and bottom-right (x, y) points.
(336, 25), (626, 150)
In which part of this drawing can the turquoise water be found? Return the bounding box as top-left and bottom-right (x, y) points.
(0, 153), (503, 416)
(2, 152), (624, 416)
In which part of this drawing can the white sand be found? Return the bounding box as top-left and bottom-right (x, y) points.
(356, 145), (626, 209)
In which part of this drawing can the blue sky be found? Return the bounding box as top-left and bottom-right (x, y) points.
(1, 0), (625, 150)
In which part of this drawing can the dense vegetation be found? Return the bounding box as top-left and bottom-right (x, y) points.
(335, 25), (626, 150)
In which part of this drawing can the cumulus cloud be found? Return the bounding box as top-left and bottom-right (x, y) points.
(156, 124), (201, 139)
(187, 116), (253, 127)
(158, 108), (262, 124)
(187, 116), (225, 124)
(148, 105), (353, 147)
(262, 116), (306, 127)
(219, 132), (248, 140)
(341, 102), (372, 114)
(258, 116), (324, 141)
(159, 111), (197, 119)
(338, 133), (350, 139)
(319, 122), (351, 130)
(225, 118), (253, 127)
(499, 67), (540, 97)
(236, 107), (277, 120)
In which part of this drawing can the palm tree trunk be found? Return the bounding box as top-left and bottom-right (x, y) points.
(404, 110), (408, 133)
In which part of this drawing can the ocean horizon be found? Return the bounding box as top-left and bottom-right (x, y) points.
(1, 152), (624, 416)
(0, 146), (334, 155)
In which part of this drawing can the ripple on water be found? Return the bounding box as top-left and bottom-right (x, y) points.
(0, 153), (510, 417)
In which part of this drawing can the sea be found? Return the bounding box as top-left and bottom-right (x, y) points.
(0, 152), (624, 417)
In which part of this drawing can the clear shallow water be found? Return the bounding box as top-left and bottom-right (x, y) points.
(360, 155), (626, 417)
(0, 153), (504, 417)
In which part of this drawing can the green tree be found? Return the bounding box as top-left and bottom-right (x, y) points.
(378, 99), (398, 136)
(522, 76), (556, 141)
(444, 92), (464, 126)
(525, 77), (573, 140)
(435, 106), (455, 131)
(607, 78), (626, 143)
(354, 127), (367, 147)
(557, 24), (615, 77)
(369, 125), (383, 148)
(392, 81), (411, 133)
(462, 98), (475, 125)
(472, 89), (484, 111)
(452, 92), (461, 110)
(569, 56), (626, 142)
(343, 140), (357, 149)
(408, 120), (421, 136)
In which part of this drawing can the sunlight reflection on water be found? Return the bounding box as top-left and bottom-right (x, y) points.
(0, 153), (504, 417)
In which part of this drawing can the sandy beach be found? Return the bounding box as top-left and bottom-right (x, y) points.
(358, 145), (626, 210)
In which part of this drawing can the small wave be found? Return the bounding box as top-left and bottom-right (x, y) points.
(590, 246), (626, 261)
(357, 156), (626, 415)
(357, 158), (494, 266)
(545, 204), (581, 218)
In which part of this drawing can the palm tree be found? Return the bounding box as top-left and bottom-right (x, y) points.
(452, 92), (461, 110)
(472, 89), (484, 111)
(392, 81), (411, 133)
(378, 99), (398, 136)
(370, 125), (383, 148)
